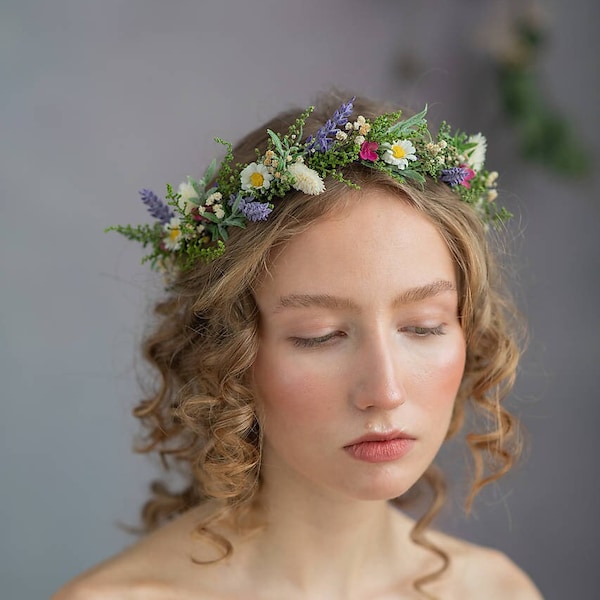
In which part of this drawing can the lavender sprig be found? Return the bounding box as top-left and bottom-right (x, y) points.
(239, 198), (272, 221)
(440, 167), (469, 187)
(139, 189), (174, 224)
(306, 97), (355, 153)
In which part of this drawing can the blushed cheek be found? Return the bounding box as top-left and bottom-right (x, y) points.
(253, 351), (328, 430)
(420, 342), (466, 414)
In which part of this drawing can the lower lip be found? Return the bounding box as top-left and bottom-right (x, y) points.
(344, 438), (415, 463)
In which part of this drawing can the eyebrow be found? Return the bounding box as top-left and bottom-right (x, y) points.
(274, 280), (457, 313)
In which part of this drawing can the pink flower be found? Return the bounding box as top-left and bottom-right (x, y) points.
(460, 165), (476, 188)
(359, 140), (379, 162)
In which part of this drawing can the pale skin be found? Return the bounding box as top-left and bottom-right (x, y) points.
(54, 190), (544, 599)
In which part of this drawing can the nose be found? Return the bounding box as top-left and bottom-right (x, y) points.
(350, 330), (406, 411)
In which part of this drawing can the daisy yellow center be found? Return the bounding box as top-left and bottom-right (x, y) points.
(169, 228), (180, 241)
(392, 145), (406, 159)
(250, 172), (265, 187)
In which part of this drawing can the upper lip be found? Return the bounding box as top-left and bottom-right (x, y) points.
(345, 430), (415, 447)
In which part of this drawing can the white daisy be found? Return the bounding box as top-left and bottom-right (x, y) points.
(240, 162), (273, 191)
(177, 181), (198, 214)
(163, 217), (183, 251)
(288, 162), (326, 195)
(466, 133), (487, 171)
(382, 140), (417, 170)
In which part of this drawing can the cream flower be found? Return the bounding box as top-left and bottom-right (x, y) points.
(355, 135), (366, 146)
(240, 162), (273, 191)
(163, 217), (183, 251)
(205, 191), (222, 206)
(465, 133), (487, 171)
(382, 140), (417, 170)
(213, 204), (225, 219)
(177, 181), (198, 214)
(353, 115), (366, 130)
(486, 170), (499, 186)
(288, 162), (325, 195)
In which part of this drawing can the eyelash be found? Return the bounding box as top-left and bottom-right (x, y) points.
(292, 332), (345, 348)
(291, 325), (446, 348)
(401, 325), (447, 337)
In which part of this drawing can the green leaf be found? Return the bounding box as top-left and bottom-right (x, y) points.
(387, 106), (428, 137)
(267, 129), (285, 156)
(399, 168), (426, 184)
(202, 158), (218, 185)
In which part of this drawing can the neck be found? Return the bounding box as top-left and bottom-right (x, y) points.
(234, 469), (412, 599)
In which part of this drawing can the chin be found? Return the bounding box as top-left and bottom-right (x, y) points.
(343, 476), (419, 503)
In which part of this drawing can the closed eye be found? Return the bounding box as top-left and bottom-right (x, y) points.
(291, 331), (346, 348)
(401, 325), (446, 337)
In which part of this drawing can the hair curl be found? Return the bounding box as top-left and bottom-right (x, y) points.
(132, 93), (524, 598)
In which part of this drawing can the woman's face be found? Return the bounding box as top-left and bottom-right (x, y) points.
(252, 189), (466, 502)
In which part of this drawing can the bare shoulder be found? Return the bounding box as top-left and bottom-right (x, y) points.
(51, 506), (221, 600)
(429, 529), (544, 599)
(50, 555), (199, 600)
(51, 577), (204, 600)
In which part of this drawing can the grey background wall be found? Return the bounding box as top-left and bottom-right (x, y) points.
(1, 1), (598, 598)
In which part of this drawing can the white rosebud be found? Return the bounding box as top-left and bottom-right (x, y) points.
(213, 204), (225, 219)
(336, 130), (348, 141)
(355, 135), (366, 145)
(205, 192), (221, 206)
(486, 171), (499, 186)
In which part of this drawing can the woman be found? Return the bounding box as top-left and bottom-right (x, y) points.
(55, 94), (543, 599)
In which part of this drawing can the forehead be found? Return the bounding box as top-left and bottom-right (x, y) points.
(255, 189), (456, 306)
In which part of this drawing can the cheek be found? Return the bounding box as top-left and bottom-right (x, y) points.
(414, 339), (466, 413)
(252, 347), (335, 432)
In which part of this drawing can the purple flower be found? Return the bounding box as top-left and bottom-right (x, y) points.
(331, 96), (355, 127)
(230, 194), (272, 222)
(306, 97), (355, 153)
(139, 189), (174, 224)
(440, 166), (473, 187)
(240, 199), (273, 222)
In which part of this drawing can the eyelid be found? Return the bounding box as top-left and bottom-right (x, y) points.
(400, 324), (446, 336)
(291, 331), (345, 348)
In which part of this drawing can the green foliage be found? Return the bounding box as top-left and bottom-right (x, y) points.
(182, 240), (225, 269)
(496, 18), (590, 177)
(105, 223), (162, 247)
(215, 138), (239, 198)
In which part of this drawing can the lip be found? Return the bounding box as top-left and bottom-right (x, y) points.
(344, 431), (416, 463)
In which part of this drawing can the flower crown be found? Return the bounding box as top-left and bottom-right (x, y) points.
(108, 98), (509, 271)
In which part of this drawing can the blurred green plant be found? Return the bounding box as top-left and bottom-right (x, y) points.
(497, 17), (590, 177)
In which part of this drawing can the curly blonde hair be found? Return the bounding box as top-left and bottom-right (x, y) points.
(132, 93), (523, 598)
